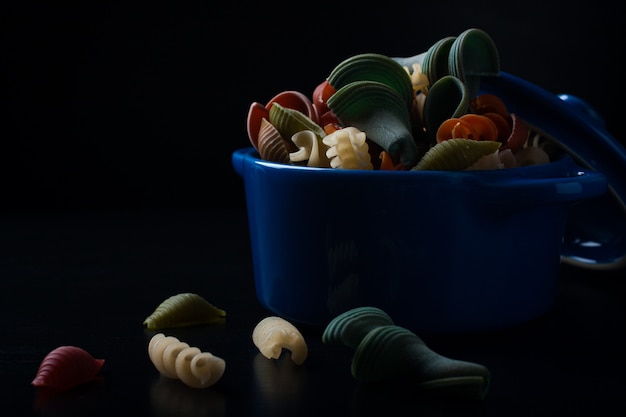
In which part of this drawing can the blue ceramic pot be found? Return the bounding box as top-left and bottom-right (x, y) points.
(232, 72), (625, 333)
(233, 148), (606, 333)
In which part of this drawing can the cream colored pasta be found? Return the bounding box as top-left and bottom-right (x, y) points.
(322, 127), (373, 170)
(252, 316), (308, 365)
(289, 130), (330, 167)
(148, 333), (225, 389)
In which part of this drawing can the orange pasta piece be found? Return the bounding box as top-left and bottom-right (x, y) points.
(458, 114), (499, 141)
(436, 114), (499, 143)
(471, 93), (509, 120)
(324, 123), (341, 135)
(379, 151), (404, 170)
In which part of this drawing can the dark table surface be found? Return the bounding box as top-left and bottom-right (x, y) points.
(2, 208), (625, 416)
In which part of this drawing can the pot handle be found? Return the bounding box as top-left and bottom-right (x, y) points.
(473, 165), (607, 206)
(480, 72), (626, 209)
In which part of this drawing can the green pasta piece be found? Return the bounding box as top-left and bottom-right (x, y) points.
(413, 138), (501, 170)
(143, 293), (226, 330)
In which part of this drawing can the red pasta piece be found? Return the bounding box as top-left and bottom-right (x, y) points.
(31, 346), (105, 391)
(470, 93), (510, 121)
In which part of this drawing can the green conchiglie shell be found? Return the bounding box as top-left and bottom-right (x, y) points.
(351, 325), (419, 382)
(412, 139), (501, 171)
(351, 325), (491, 400)
(327, 53), (414, 109)
(421, 36), (456, 85)
(322, 306), (394, 349)
(327, 80), (418, 168)
(448, 28), (500, 98)
(422, 75), (469, 142)
(143, 293), (226, 330)
(268, 102), (325, 142)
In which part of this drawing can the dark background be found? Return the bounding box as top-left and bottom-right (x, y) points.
(5, 0), (625, 211)
(2, 3), (626, 416)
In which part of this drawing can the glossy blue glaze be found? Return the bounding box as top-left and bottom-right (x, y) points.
(481, 72), (626, 269)
(232, 147), (607, 333)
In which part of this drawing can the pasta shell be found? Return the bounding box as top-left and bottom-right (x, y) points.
(327, 80), (418, 169)
(322, 306), (394, 349)
(421, 36), (456, 86)
(352, 325), (490, 400)
(422, 75), (469, 142)
(247, 91), (320, 150)
(267, 90), (319, 122)
(448, 28), (500, 98)
(268, 102), (326, 144)
(394, 36), (456, 88)
(257, 118), (297, 164)
(328, 53), (415, 109)
(322, 307), (491, 400)
(31, 346), (104, 391)
(143, 293), (226, 330)
(412, 138), (501, 171)
(247, 101), (269, 149)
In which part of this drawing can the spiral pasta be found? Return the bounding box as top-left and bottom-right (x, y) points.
(322, 127), (373, 170)
(148, 333), (225, 389)
(252, 316), (308, 365)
